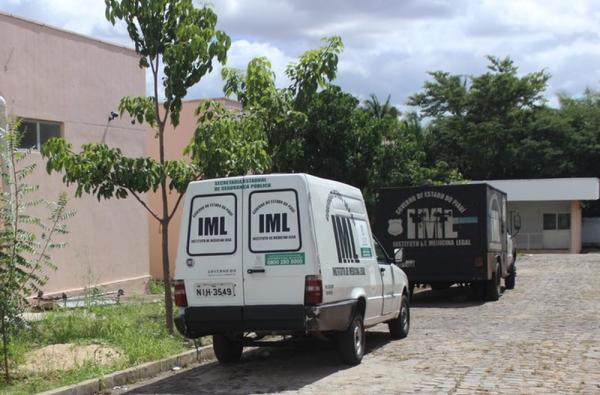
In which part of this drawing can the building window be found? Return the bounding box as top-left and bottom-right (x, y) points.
(557, 213), (571, 230)
(543, 213), (570, 230)
(18, 119), (61, 150)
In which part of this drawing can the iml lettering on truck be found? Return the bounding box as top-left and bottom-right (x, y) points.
(406, 208), (458, 239)
(331, 215), (359, 263)
(198, 217), (228, 236)
(259, 213), (291, 233)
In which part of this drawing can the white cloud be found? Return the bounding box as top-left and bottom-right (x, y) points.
(2, 0), (599, 107)
(188, 39), (294, 99)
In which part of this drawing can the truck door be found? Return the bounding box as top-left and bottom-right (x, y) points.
(242, 176), (311, 306)
(179, 186), (244, 308)
(374, 238), (395, 315)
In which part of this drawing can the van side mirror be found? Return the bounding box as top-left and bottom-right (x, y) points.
(514, 213), (522, 231)
(394, 248), (404, 263)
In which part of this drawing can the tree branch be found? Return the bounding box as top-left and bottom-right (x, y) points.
(128, 189), (161, 222)
(168, 192), (185, 222)
(18, 201), (65, 295)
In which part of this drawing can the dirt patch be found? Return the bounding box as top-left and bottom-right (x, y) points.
(20, 343), (124, 372)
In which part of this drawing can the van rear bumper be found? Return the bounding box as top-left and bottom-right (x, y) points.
(175, 300), (356, 338)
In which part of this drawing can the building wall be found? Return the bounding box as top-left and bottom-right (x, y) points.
(0, 13), (150, 296)
(146, 99), (241, 279)
(583, 217), (600, 247)
(509, 201), (571, 250)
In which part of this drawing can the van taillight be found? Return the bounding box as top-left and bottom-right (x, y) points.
(174, 280), (188, 307)
(304, 275), (322, 306)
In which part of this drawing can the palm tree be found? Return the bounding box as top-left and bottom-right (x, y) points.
(363, 94), (400, 119)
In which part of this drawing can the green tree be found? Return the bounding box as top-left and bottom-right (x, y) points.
(223, 39), (460, 210)
(184, 100), (271, 177)
(222, 37), (344, 172)
(555, 89), (600, 177)
(295, 86), (461, 211)
(0, 128), (72, 382)
(409, 56), (550, 180)
(41, 0), (234, 333)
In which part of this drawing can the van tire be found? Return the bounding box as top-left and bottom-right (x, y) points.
(388, 294), (410, 339)
(486, 263), (501, 301)
(212, 334), (243, 363)
(337, 314), (365, 365)
(505, 264), (516, 290)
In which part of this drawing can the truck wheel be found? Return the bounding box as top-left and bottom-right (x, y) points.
(505, 264), (516, 290)
(486, 263), (501, 301)
(213, 334), (243, 363)
(337, 314), (365, 365)
(388, 294), (410, 339)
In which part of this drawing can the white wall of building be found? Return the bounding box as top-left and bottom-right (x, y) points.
(509, 201), (571, 250)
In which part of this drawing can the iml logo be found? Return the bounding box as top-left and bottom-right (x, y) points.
(259, 213), (291, 233)
(198, 217), (227, 236)
(406, 208), (457, 239)
(331, 215), (359, 263)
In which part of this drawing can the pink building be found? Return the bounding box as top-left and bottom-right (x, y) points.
(0, 12), (150, 296)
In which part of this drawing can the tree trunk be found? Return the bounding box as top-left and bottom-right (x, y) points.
(161, 215), (174, 334)
(1, 312), (9, 383)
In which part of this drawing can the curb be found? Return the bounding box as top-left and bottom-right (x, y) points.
(37, 345), (215, 395)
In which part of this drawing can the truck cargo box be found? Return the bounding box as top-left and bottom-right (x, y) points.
(375, 183), (515, 299)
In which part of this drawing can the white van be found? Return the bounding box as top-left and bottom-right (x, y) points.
(174, 174), (410, 365)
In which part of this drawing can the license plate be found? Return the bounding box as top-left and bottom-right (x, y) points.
(195, 283), (236, 297)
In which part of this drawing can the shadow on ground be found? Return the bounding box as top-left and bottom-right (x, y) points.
(411, 285), (492, 308)
(125, 331), (392, 395)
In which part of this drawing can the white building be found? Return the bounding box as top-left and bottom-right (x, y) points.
(482, 178), (600, 253)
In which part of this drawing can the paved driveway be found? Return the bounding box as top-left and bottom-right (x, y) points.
(122, 254), (600, 394)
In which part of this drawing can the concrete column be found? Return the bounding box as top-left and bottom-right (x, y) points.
(570, 200), (582, 254)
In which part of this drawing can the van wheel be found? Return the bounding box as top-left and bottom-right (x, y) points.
(486, 263), (501, 301)
(388, 294), (410, 339)
(337, 314), (365, 365)
(505, 264), (516, 290)
(212, 334), (243, 363)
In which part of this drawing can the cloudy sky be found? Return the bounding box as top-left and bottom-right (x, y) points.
(2, 0), (600, 109)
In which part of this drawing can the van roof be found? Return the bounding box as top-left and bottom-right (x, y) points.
(190, 173), (362, 196)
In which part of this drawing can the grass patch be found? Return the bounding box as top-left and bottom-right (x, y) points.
(0, 302), (192, 394)
(147, 279), (165, 295)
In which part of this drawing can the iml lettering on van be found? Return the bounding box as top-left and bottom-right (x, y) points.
(198, 217), (227, 236)
(187, 195), (236, 256)
(259, 213), (291, 233)
(331, 215), (359, 263)
(249, 190), (301, 252)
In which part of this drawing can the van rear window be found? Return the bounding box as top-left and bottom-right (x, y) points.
(186, 193), (237, 256)
(249, 189), (301, 253)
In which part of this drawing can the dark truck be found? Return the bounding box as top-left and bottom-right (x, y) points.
(375, 183), (517, 301)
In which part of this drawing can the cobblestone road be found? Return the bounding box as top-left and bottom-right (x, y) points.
(123, 254), (600, 394)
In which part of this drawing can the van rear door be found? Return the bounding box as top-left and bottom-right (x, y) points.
(242, 175), (313, 306)
(177, 180), (244, 307)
